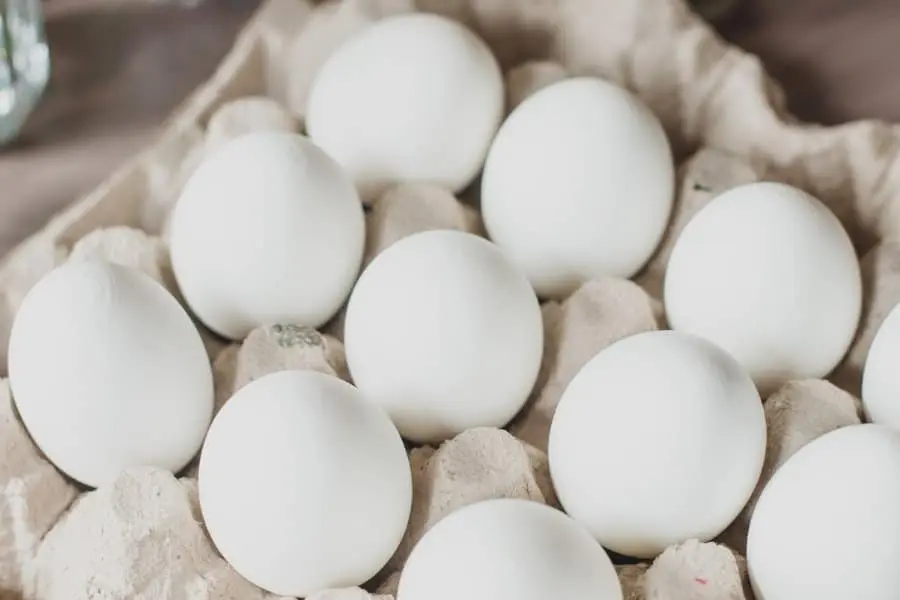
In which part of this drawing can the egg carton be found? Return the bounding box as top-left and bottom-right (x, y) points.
(0, 0), (897, 598)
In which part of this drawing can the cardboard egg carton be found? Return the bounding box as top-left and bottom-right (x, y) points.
(1, 0), (899, 597)
(0, 0), (896, 377)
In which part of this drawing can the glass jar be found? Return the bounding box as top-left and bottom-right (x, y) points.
(0, 0), (49, 145)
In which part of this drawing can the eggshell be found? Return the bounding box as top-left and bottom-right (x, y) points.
(198, 370), (412, 597)
(862, 303), (900, 428)
(168, 131), (365, 340)
(343, 230), (543, 443)
(0, 203), (66, 372)
(548, 330), (766, 559)
(664, 181), (862, 393)
(8, 261), (213, 488)
(306, 13), (504, 203)
(283, 0), (414, 121)
(747, 424), (900, 600)
(481, 76), (675, 299)
(396, 499), (623, 600)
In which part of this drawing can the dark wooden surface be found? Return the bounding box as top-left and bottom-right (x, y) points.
(0, 0), (260, 254)
(718, 0), (900, 126)
(0, 0), (898, 256)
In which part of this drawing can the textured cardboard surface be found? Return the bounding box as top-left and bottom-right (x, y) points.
(0, 0), (896, 596)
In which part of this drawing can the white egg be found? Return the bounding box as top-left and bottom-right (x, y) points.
(344, 230), (543, 444)
(664, 181), (862, 393)
(8, 261), (213, 488)
(548, 330), (766, 558)
(747, 424), (900, 600)
(306, 13), (504, 203)
(862, 303), (900, 428)
(198, 370), (411, 597)
(397, 498), (623, 600)
(168, 131), (365, 340)
(480, 76), (675, 299)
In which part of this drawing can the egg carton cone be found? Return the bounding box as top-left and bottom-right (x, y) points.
(0, 0), (898, 597)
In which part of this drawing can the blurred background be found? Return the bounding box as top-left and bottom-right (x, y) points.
(0, 0), (898, 257)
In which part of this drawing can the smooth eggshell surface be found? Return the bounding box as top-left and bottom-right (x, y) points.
(747, 424), (900, 600)
(548, 330), (766, 558)
(198, 370), (412, 597)
(343, 230), (543, 444)
(306, 13), (504, 203)
(168, 131), (365, 340)
(664, 181), (862, 393)
(862, 302), (900, 429)
(397, 499), (623, 600)
(8, 261), (213, 488)
(481, 76), (675, 299)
